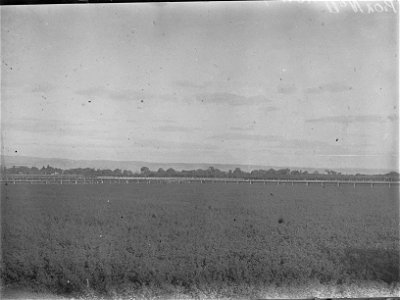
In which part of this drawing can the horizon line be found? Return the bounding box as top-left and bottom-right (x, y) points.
(1, 154), (398, 175)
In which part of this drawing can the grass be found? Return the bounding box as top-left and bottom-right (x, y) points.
(1, 183), (399, 298)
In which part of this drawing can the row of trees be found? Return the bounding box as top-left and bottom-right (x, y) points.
(2, 165), (134, 177)
(2, 165), (399, 181)
(139, 167), (399, 181)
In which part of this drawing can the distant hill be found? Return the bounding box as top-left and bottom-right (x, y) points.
(0, 155), (396, 175)
(1, 155), (275, 173)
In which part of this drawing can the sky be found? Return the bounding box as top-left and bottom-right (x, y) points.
(1, 2), (398, 171)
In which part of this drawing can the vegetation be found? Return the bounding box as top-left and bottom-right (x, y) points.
(2, 165), (399, 181)
(1, 183), (399, 298)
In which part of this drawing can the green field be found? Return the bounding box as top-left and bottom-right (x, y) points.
(1, 183), (399, 298)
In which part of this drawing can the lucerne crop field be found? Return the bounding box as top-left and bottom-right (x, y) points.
(1, 183), (399, 298)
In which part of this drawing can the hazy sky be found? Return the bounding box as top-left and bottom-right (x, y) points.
(1, 2), (398, 170)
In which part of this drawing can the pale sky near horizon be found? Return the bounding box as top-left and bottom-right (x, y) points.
(1, 2), (399, 171)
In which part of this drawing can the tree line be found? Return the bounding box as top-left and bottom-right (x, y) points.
(2, 165), (399, 181)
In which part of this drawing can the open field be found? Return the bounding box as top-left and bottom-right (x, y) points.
(1, 183), (399, 298)
(1, 175), (399, 187)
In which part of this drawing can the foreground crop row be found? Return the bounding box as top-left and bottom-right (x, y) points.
(1, 184), (399, 297)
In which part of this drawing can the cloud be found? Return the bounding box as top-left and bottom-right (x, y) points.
(76, 87), (143, 102)
(275, 139), (344, 152)
(4, 118), (105, 137)
(306, 115), (390, 124)
(156, 125), (200, 132)
(29, 83), (56, 94)
(76, 87), (178, 104)
(76, 87), (138, 100)
(207, 133), (346, 153)
(230, 126), (255, 131)
(174, 80), (206, 89)
(195, 93), (270, 106)
(132, 138), (218, 151)
(277, 84), (297, 94)
(264, 106), (279, 113)
(305, 82), (353, 94)
(387, 114), (398, 122)
(208, 133), (280, 141)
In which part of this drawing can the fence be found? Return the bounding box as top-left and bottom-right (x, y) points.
(1, 176), (399, 187)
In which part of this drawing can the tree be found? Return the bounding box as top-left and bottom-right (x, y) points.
(233, 168), (243, 178)
(325, 169), (337, 176)
(290, 170), (301, 176)
(122, 170), (133, 177)
(113, 169), (122, 176)
(140, 167), (151, 177)
(156, 168), (166, 177)
(166, 168), (176, 177)
(276, 168), (290, 177)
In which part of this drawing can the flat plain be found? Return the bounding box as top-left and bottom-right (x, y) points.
(1, 183), (399, 298)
